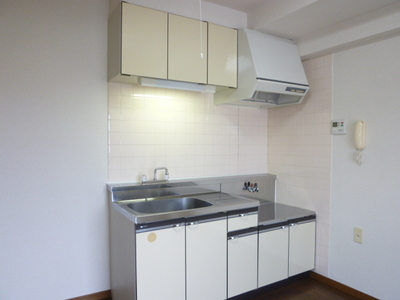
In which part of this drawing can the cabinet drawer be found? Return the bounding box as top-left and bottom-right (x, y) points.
(228, 211), (258, 231)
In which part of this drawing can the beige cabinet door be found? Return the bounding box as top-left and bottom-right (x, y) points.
(121, 3), (167, 79)
(208, 23), (237, 88)
(168, 14), (207, 84)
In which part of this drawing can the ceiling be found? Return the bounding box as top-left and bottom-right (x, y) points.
(205, 0), (400, 40)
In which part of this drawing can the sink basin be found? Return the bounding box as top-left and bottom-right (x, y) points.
(129, 189), (179, 199)
(127, 197), (213, 214)
(112, 187), (178, 201)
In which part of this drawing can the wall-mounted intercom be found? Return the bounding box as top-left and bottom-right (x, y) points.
(355, 121), (367, 165)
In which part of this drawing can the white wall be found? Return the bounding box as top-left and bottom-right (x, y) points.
(331, 36), (400, 300)
(0, 1), (109, 299)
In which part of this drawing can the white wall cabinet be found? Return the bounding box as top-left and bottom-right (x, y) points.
(208, 23), (238, 88)
(108, 3), (237, 87)
(186, 215), (227, 300)
(108, 2), (168, 83)
(168, 14), (208, 84)
(136, 222), (186, 300)
(258, 220), (316, 288)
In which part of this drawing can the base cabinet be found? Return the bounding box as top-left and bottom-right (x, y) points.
(186, 216), (227, 300)
(258, 220), (316, 288)
(258, 226), (289, 287)
(136, 215), (227, 300)
(228, 232), (258, 298)
(136, 222), (186, 300)
(112, 205), (315, 300)
(288, 221), (316, 277)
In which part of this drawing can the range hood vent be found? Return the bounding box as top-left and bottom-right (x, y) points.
(214, 29), (309, 109)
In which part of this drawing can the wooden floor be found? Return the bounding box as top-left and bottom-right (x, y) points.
(102, 277), (360, 300)
(249, 277), (360, 300)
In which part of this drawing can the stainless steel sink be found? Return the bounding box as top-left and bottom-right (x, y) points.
(128, 189), (179, 199)
(127, 197), (213, 214)
(112, 186), (179, 201)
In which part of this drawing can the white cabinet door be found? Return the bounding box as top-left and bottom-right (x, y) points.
(120, 3), (168, 79)
(136, 226), (185, 300)
(168, 14), (208, 84)
(289, 221), (316, 277)
(208, 23), (237, 88)
(228, 233), (258, 298)
(258, 226), (289, 287)
(186, 218), (227, 300)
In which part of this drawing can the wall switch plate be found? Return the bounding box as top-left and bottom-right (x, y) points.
(332, 119), (346, 135)
(354, 227), (363, 243)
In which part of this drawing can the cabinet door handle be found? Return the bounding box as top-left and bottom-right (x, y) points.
(172, 224), (181, 228)
(228, 236), (238, 240)
(281, 226), (287, 229)
(289, 223), (296, 227)
(187, 221), (199, 226)
(239, 213), (247, 217)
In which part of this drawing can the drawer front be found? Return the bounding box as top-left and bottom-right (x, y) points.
(228, 213), (258, 231)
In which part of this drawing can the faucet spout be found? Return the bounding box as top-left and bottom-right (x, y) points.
(153, 167), (169, 181)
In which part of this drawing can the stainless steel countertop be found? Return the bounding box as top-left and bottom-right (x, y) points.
(258, 200), (316, 225)
(109, 174), (315, 225)
(113, 192), (260, 224)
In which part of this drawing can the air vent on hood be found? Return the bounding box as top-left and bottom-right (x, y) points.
(214, 29), (309, 108)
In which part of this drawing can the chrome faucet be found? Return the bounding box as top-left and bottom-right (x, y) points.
(153, 167), (169, 181)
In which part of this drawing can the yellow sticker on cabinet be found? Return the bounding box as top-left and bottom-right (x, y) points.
(147, 232), (157, 242)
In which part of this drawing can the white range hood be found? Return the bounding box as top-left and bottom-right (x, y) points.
(214, 29), (309, 108)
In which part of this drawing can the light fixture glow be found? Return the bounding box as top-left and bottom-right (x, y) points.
(139, 77), (216, 93)
(133, 94), (173, 100)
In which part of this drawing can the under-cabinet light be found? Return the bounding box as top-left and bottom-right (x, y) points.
(139, 77), (216, 93)
(133, 94), (173, 100)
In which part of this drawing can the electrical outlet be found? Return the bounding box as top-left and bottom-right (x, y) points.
(354, 227), (363, 243)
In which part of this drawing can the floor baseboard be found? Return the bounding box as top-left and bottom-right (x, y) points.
(310, 272), (379, 300)
(66, 289), (111, 300)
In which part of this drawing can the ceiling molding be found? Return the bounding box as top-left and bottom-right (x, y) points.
(296, 2), (400, 59)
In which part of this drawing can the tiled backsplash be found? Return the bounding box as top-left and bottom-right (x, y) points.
(108, 55), (332, 277)
(108, 83), (268, 183)
(267, 55), (333, 276)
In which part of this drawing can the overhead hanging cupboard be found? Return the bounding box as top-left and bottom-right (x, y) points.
(107, 2), (238, 90)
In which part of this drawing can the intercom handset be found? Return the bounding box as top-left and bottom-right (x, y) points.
(355, 121), (366, 164)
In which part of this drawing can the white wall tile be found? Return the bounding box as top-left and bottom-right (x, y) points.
(268, 54), (333, 275)
(108, 84), (268, 182)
